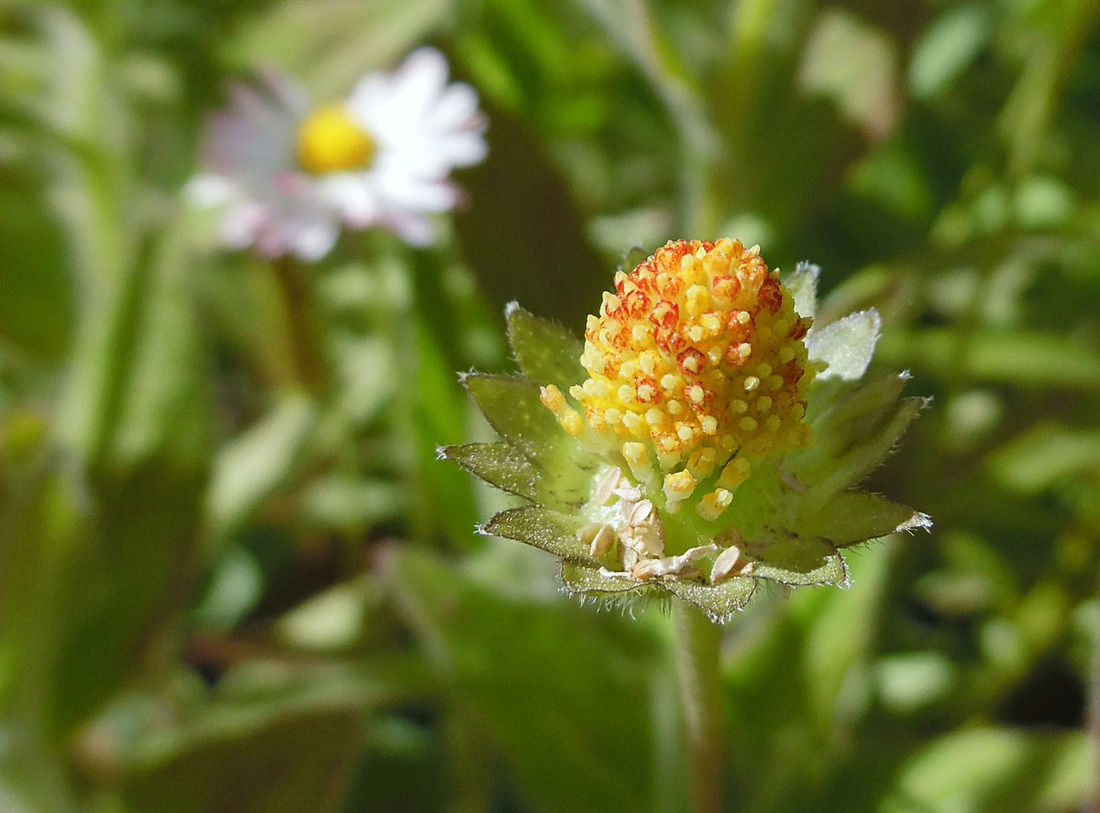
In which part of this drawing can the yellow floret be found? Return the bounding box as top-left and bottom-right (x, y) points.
(296, 105), (374, 174)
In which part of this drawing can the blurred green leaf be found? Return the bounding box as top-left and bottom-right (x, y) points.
(881, 329), (1100, 389)
(909, 4), (993, 99)
(116, 694), (363, 813)
(231, 0), (452, 97)
(206, 394), (316, 544)
(48, 211), (212, 733)
(884, 728), (1094, 812)
(391, 548), (665, 813)
(987, 422), (1100, 493)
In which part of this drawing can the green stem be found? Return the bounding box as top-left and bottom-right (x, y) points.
(1088, 571), (1100, 813)
(271, 256), (326, 395)
(673, 600), (726, 813)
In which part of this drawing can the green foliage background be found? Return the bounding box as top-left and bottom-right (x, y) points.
(1, 0), (1099, 810)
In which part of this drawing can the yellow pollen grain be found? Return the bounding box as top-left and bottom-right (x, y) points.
(756, 396), (773, 412)
(621, 411), (643, 434)
(739, 416), (758, 432)
(618, 384), (635, 403)
(645, 408), (664, 426)
(667, 400), (684, 415)
(701, 415), (718, 434)
(743, 376), (760, 392)
(688, 384), (705, 404)
(661, 374), (680, 390)
(765, 414), (782, 432)
(605, 408), (622, 424)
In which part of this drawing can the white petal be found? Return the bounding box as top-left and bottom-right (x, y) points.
(388, 211), (436, 246)
(390, 47), (449, 118)
(787, 261), (820, 318)
(318, 173), (382, 227)
(426, 82), (480, 131)
(291, 217), (339, 261)
(185, 173), (237, 206)
(807, 308), (882, 380)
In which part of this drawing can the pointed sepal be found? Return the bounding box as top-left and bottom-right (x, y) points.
(505, 303), (585, 394)
(482, 505), (591, 562)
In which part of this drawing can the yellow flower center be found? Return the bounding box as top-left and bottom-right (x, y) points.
(541, 239), (815, 520)
(295, 105), (375, 174)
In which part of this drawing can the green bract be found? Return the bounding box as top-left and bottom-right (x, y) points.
(442, 258), (930, 622)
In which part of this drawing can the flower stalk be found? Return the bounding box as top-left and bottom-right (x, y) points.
(272, 255), (326, 395)
(674, 600), (726, 813)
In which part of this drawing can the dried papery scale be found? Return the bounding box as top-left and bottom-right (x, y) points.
(443, 239), (930, 622)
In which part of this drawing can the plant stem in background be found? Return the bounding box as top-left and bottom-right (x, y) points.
(1089, 575), (1100, 813)
(271, 256), (326, 395)
(673, 600), (726, 813)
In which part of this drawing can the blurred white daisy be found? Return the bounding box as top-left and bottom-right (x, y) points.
(189, 48), (488, 260)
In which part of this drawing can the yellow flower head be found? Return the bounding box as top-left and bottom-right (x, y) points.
(296, 104), (375, 174)
(542, 239), (815, 519)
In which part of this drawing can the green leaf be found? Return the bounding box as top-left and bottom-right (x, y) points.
(879, 328), (1100, 390)
(206, 394), (317, 545)
(663, 577), (757, 622)
(752, 552), (850, 589)
(442, 442), (590, 509)
(886, 728), (1093, 812)
(117, 696), (363, 813)
(391, 549), (662, 812)
(505, 303), (585, 393)
(483, 505), (590, 561)
(987, 422), (1100, 493)
(442, 442), (540, 501)
(462, 375), (599, 503)
(463, 374), (564, 458)
(742, 528), (845, 583)
(620, 245), (649, 272)
(800, 491), (931, 547)
(558, 561), (643, 596)
(909, 3), (993, 98)
(47, 213), (213, 734)
(793, 373), (925, 506)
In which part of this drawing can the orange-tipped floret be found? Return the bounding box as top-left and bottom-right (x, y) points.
(549, 239), (815, 520)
